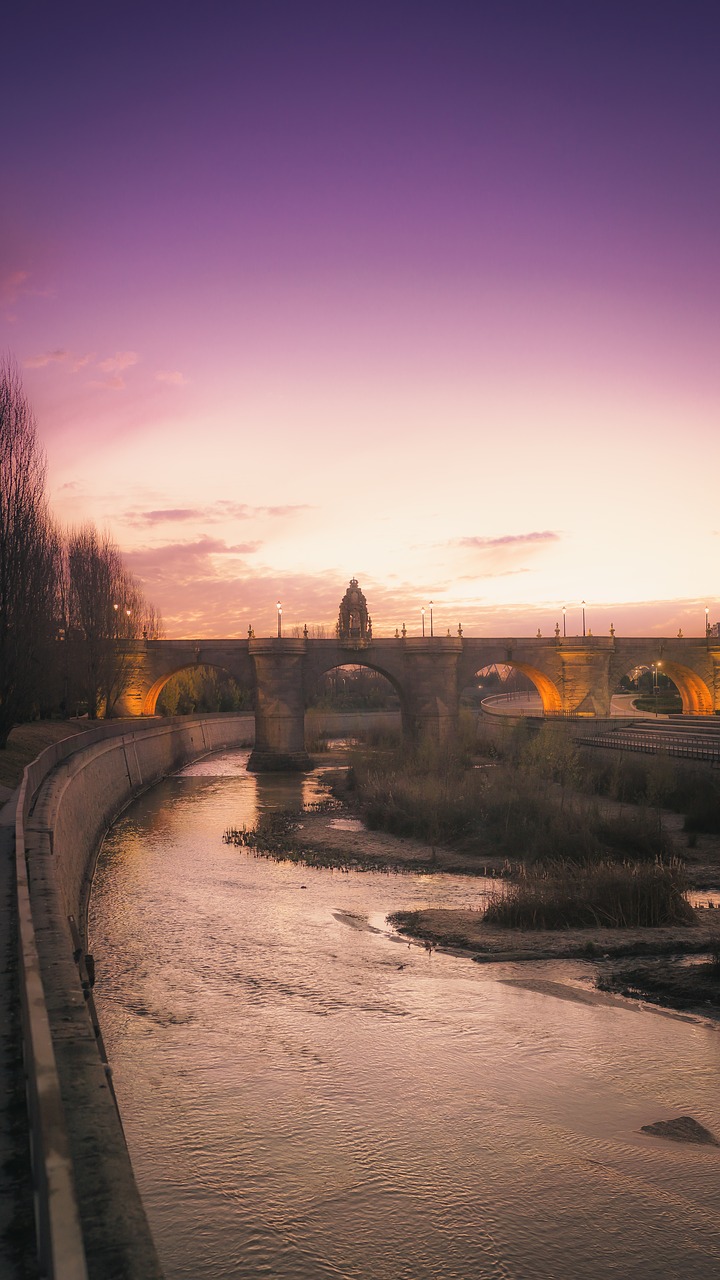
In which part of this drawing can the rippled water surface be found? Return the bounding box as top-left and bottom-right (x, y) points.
(90, 750), (720, 1279)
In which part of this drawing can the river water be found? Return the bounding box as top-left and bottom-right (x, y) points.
(89, 750), (720, 1280)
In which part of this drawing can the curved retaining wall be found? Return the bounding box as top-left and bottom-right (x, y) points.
(16, 715), (254, 1280)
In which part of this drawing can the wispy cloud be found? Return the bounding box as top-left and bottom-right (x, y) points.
(125, 500), (311, 527)
(98, 350), (139, 374)
(455, 531), (560, 550)
(25, 348), (94, 371)
(124, 535), (260, 580)
(155, 369), (187, 386)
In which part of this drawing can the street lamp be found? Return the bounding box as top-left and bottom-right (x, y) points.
(562, 605), (566, 638)
(429, 600), (434, 638)
(706, 606), (710, 643)
(582, 600), (586, 638)
(277, 600), (282, 638)
(421, 607), (425, 637)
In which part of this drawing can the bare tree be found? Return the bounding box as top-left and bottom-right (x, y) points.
(0, 362), (59, 747)
(65, 524), (162, 717)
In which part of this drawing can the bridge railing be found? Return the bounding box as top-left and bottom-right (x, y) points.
(579, 730), (720, 764)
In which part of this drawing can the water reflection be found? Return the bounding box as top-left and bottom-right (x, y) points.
(90, 750), (720, 1280)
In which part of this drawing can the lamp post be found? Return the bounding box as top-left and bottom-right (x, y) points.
(429, 600), (434, 638)
(706, 606), (710, 647)
(582, 600), (586, 638)
(562, 605), (566, 638)
(277, 600), (282, 638)
(421, 607), (425, 637)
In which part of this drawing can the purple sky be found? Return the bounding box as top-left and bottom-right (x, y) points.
(3, 2), (719, 638)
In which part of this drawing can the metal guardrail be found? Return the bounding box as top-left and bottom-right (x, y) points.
(579, 730), (720, 763)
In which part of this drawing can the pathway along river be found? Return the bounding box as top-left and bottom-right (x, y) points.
(89, 749), (720, 1280)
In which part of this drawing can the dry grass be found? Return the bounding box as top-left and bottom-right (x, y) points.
(0, 721), (88, 791)
(483, 859), (694, 930)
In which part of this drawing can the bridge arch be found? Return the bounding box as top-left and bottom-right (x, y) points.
(611, 656), (713, 716)
(462, 661), (562, 715)
(141, 662), (256, 716)
(660, 662), (713, 714)
(304, 658), (409, 737)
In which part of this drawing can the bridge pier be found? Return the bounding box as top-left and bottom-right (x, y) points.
(247, 639), (311, 771)
(403, 643), (461, 744)
(559, 643), (613, 715)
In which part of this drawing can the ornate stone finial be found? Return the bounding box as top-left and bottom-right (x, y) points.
(248, 625), (254, 639)
(303, 624), (308, 638)
(610, 623), (615, 637)
(367, 615), (373, 639)
(587, 628), (592, 637)
(338, 578), (370, 641)
(401, 622), (407, 638)
(447, 627), (451, 637)
(394, 627), (400, 639)
(555, 622), (560, 638)
(536, 629), (542, 639)
(142, 625), (148, 640)
(677, 628), (683, 638)
(457, 623), (463, 637)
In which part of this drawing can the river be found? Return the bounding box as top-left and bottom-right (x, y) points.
(89, 749), (720, 1279)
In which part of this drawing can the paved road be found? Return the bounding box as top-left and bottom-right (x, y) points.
(0, 791), (37, 1279)
(480, 692), (660, 718)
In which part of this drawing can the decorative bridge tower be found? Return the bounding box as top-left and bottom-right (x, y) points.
(337, 578), (372, 644)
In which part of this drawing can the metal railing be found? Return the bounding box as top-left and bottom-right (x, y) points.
(579, 729), (720, 763)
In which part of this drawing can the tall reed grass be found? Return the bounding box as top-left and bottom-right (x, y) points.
(483, 859), (694, 930)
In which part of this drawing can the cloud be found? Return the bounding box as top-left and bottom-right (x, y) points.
(98, 350), (139, 373)
(125, 500), (311, 527)
(123, 535), (260, 582)
(25, 347), (69, 368)
(140, 508), (204, 524)
(25, 348), (94, 371)
(455, 531), (560, 550)
(458, 568), (529, 579)
(90, 374), (127, 391)
(155, 370), (187, 386)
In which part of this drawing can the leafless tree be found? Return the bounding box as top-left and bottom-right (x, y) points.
(0, 362), (60, 747)
(65, 524), (162, 717)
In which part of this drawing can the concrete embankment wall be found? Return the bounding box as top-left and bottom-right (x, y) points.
(16, 715), (254, 1280)
(305, 708), (401, 737)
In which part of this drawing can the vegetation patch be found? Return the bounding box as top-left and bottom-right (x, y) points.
(483, 860), (694, 930)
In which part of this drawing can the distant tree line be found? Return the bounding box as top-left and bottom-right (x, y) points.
(156, 665), (253, 716)
(0, 361), (162, 746)
(309, 665), (399, 711)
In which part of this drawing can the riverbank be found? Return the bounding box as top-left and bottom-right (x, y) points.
(597, 955), (720, 1017)
(387, 904), (720, 968)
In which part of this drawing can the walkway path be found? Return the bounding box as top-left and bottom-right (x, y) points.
(0, 788), (37, 1278)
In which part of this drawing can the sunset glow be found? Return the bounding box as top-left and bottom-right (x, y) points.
(3, 3), (718, 638)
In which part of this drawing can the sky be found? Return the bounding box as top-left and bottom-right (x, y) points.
(3, 0), (719, 639)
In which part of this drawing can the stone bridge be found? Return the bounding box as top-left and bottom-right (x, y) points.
(113, 634), (720, 770)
